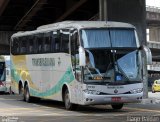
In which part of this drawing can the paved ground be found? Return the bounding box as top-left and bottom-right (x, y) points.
(142, 91), (160, 104)
(0, 92), (160, 122)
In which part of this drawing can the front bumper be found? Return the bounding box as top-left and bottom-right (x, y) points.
(82, 93), (143, 105)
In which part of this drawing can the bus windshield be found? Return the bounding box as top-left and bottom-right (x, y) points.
(82, 49), (141, 84)
(81, 28), (141, 84)
(81, 28), (138, 48)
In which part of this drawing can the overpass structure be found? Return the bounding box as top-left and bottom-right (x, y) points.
(0, 0), (146, 55)
(146, 6), (160, 74)
(2, 0), (99, 54)
(0, 0), (159, 70)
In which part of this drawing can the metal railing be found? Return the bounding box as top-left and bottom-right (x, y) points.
(146, 5), (160, 13)
(147, 41), (160, 49)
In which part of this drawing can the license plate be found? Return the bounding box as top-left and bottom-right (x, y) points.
(112, 97), (121, 102)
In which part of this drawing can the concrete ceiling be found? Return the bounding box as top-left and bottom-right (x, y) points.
(0, 0), (10, 16)
(0, 0), (159, 62)
(0, 0), (98, 31)
(1, 0), (160, 31)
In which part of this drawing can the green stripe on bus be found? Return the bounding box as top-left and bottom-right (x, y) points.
(11, 61), (21, 83)
(30, 67), (74, 97)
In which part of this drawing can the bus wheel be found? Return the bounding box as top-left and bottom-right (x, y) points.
(64, 89), (77, 110)
(111, 104), (123, 110)
(24, 84), (32, 103)
(9, 87), (14, 95)
(19, 85), (24, 97)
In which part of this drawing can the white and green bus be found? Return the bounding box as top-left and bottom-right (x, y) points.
(10, 21), (152, 110)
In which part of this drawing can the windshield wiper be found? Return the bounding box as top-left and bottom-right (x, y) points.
(111, 50), (131, 82)
(116, 62), (130, 81)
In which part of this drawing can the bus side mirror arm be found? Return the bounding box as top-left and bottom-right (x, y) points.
(79, 46), (86, 66)
(140, 45), (152, 65)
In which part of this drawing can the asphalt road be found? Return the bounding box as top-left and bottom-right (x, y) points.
(0, 93), (160, 122)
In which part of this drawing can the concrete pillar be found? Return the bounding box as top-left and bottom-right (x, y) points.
(149, 27), (160, 42)
(107, 0), (146, 45)
(0, 31), (13, 45)
(0, 31), (14, 54)
(99, 0), (107, 21)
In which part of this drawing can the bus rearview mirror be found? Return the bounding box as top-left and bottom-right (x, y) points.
(142, 45), (152, 65)
(79, 46), (86, 66)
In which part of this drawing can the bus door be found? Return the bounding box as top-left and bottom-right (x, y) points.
(70, 29), (83, 104)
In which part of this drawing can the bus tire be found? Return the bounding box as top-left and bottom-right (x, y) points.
(24, 84), (32, 103)
(111, 104), (123, 110)
(9, 87), (13, 95)
(64, 89), (77, 110)
(18, 83), (24, 101)
(19, 85), (23, 94)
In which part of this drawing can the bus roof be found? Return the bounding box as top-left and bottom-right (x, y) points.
(11, 21), (135, 38)
(37, 21), (135, 30)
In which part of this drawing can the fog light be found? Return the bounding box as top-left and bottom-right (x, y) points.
(90, 99), (93, 101)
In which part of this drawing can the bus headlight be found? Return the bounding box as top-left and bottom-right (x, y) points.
(83, 90), (100, 95)
(130, 88), (143, 94)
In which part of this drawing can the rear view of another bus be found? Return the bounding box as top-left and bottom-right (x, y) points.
(4, 56), (11, 93)
(0, 56), (11, 94)
(0, 56), (6, 93)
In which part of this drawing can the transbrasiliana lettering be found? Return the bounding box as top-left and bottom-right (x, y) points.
(32, 58), (55, 66)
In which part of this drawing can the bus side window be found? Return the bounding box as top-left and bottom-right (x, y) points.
(44, 40), (50, 52)
(53, 31), (60, 52)
(43, 32), (52, 53)
(20, 37), (27, 54)
(12, 38), (20, 55)
(36, 34), (43, 53)
(70, 29), (80, 81)
(55, 39), (60, 52)
(61, 30), (69, 53)
(51, 31), (56, 52)
(34, 34), (39, 53)
(28, 36), (34, 54)
(38, 42), (42, 53)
